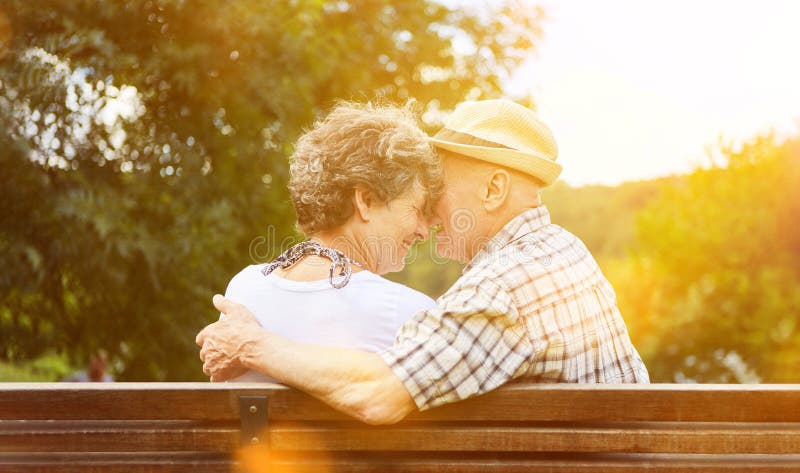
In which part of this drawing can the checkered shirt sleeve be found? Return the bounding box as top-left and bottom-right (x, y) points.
(380, 270), (532, 410)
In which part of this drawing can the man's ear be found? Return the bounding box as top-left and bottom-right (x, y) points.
(352, 187), (375, 222)
(482, 169), (511, 212)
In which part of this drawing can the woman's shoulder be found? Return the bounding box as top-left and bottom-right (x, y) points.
(352, 271), (436, 311)
(228, 264), (267, 281)
(224, 264), (268, 293)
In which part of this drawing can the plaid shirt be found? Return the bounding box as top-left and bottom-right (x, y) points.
(381, 205), (650, 411)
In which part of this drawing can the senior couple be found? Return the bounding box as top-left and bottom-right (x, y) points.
(196, 99), (649, 424)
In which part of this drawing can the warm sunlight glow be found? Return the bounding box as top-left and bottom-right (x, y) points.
(509, 0), (800, 185)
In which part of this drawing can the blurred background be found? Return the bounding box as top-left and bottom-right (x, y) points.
(0, 0), (797, 383)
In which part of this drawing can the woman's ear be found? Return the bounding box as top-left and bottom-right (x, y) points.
(352, 187), (375, 222)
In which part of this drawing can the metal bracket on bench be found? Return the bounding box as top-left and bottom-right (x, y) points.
(239, 395), (269, 447)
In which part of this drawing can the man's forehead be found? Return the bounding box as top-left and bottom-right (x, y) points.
(439, 150), (472, 172)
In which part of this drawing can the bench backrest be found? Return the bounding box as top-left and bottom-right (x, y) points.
(1, 382), (799, 472)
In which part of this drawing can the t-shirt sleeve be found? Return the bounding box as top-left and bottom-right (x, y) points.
(380, 274), (533, 411)
(219, 267), (248, 320)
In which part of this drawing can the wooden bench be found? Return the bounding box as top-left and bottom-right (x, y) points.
(1, 382), (799, 472)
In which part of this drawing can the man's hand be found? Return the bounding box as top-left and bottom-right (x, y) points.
(196, 295), (262, 382)
(213, 294), (259, 325)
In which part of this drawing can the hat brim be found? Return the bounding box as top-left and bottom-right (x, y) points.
(429, 137), (563, 186)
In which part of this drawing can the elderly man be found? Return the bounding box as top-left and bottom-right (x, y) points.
(197, 99), (649, 425)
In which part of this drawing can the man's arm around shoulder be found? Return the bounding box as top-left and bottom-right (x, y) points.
(197, 296), (416, 425)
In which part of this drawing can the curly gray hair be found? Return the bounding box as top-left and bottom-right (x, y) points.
(289, 101), (442, 235)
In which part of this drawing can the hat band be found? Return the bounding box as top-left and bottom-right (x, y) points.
(432, 127), (512, 150)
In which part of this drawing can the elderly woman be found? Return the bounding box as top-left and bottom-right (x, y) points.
(224, 102), (442, 382)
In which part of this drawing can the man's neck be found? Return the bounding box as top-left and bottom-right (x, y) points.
(464, 203), (543, 262)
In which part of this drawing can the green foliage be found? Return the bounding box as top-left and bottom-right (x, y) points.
(543, 177), (675, 261)
(0, 0), (543, 380)
(619, 135), (800, 382)
(0, 352), (76, 382)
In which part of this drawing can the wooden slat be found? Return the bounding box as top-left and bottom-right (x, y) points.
(0, 420), (239, 452)
(3, 382), (800, 473)
(267, 384), (800, 422)
(0, 383), (280, 421)
(3, 383), (800, 423)
(266, 421), (800, 454)
(249, 452), (800, 473)
(7, 418), (800, 455)
(0, 452), (232, 473)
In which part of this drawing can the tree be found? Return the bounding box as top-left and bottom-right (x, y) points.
(621, 134), (800, 382)
(0, 0), (545, 380)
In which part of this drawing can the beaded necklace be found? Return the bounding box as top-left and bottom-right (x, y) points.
(261, 240), (365, 289)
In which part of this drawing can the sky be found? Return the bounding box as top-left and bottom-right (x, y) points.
(506, 0), (800, 185)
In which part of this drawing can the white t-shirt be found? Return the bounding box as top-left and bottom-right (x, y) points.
(223, 264), (436, 382)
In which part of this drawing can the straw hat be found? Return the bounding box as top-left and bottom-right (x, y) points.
(429, 99), (562, 186)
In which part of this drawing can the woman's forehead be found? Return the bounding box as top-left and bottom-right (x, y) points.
(407, 182), (429, 203)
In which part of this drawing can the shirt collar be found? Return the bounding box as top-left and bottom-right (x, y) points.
(463, 205), (551, 273)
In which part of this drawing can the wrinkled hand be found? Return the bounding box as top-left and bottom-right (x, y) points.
(196, 295), (262, 382)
